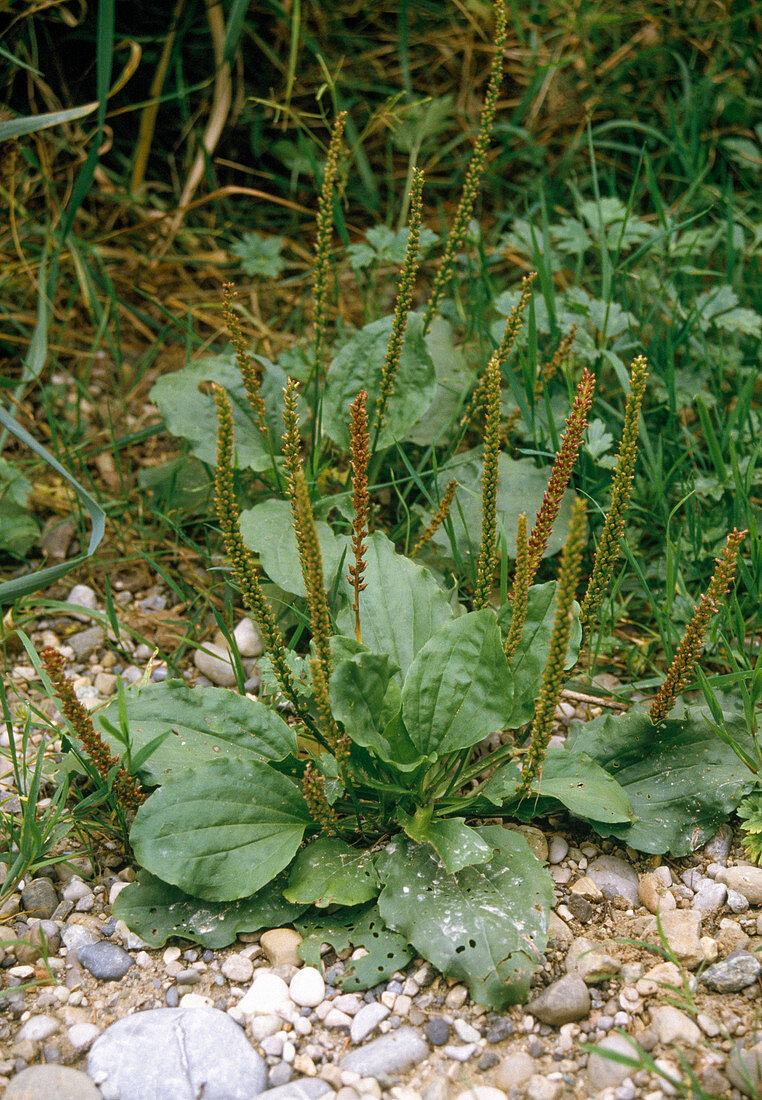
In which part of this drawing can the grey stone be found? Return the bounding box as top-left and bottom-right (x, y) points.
(701, 950), (762, 992)
(350, 1001), (390, 1043)
(69, 626), (106, 660)
(586, 856), (640, 906)
(20, 878), (59, 920)
(494, 1051), (537, 1091)
(727, 1037), (762, 1097)
(78, 941), (134, 980)
(702, 824), (733, 864)
(587, 1033), (641, 1092)
(424, 1017), (451, 1046)
(691, 881), (727, 913)
(3, 1064), (102, 1099)
(527, 973), (590, 1025)
(339, 1026), (428, 1080)
(648, 1005), (702, 1045)
(67, 583), (99, 618)
(443, 1043), (477, 1061)
(88, 1006), (267, 1100)
(717, 864), (762, 904)
(258, 1082), (334, 1100)
(485, 1018), (514, 1044)
(266, 1063), (293, 1088)
(727, 888), (750, 914)
(15, 1015), (61, 1042)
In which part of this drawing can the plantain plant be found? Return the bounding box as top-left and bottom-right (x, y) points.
(83, 323), (750, 1007)
(42, 0), (755, 1005)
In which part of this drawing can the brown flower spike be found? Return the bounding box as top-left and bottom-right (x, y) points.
(348, 390), (370, 643)
(42, 647), (144, 811)
(650, 528), (747, 723)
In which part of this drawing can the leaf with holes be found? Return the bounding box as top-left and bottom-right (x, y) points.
(296, 903), (413, 991)
(376, 827), (552, 1008)
(112, 869), (306, 949)
(284, 836), (380, 908)
(95, 681), (297, 787)
(398, 812), (494, 874)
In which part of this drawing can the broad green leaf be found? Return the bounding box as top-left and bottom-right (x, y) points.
(430, 450), (573, 566)
(322, 312), (436, 450)
(149, 353), (288, 470)
(398, 811), (494, 874)
(95, 681), (297, 787)
(337, 532), (452, 678)
(499, 582), (581, 728)
(231, 231), (285, 278)
(284, 836), (379, 907)
(296, 903), (413, 991)
(112, 869), (306, 949)
(376, 827), (552, 1008)
(239, 498), (351, 597)
(329, 650), (408, 763)
(568, 700), (757, 855)
(130, 758), (311, 902)
(405, 317), (471, 445)
(401, 610), (513, 758)
(532, 747), (634, 824)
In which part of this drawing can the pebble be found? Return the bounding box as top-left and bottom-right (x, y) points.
(425, 1017), (451, 1046)
(701, 950), (762, 992)
(443, 1042), (477, 1061)
(494, 1051), (536, 1091)
(587, 1033), (641, 1092)
(20, 878), (59, 920)
(67, 1022), (101, 1050)
(644, 909), (704, 969)
(649, 1005), (702, 1045)
(260, 927), (303, 967)
(193, 642), (239, 686)
(258, 1082), (334, 1100)
(234, 617), (264, 657)
(340, 1028), (429, 1080)
(692, 880), (727, 913)
(237, 972), (293, 1017)
(290, 966), (325, 1007)
(727, 1036), (762, 1096)
(527, 973), (590, 1025)
(78, 941), (134, 980)
(88, 1006), (267, 1100)
(3, 1064), (102, 1099)
(68, 625), (106, 660)
(453, 1018), (481, 1043)
(454, 1090), (507, 1100)
(586, 855), (640, 906)
(716, 864), (762, 904)
(351, 1003), (391, 1043)
(67, 583), (99, 619)
(15, 1014), (61, 1042)
(565, 937), (621, 983)
(485, 1018), (514, 1044)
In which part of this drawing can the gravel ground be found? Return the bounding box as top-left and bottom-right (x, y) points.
(2, 581), (762, 1100)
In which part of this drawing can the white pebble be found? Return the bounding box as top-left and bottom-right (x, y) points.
(234, 618), (264, 657)
(221, 953), (254, 984)
(324, 1008), (353, 1028)
(453, 1018), (481, 1043)
(289, 966), (325, 1008)
(238, 972), (292, 1017)
(67, 1023), (100, 1050)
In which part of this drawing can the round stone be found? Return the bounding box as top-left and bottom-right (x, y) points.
(234, 618), (263, 657)
(260, 927), (303, 968)
(78, 940), (134, 981)
(237, 972), (293, 1017)
(20, 878), (59, 920)
(4, 1065), (102, 1100)
(289, 966), (325, 1008)
(425, 1017), (451, 1046)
